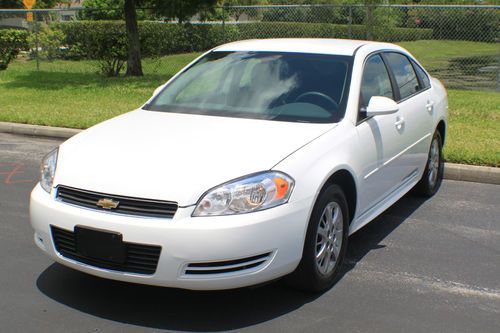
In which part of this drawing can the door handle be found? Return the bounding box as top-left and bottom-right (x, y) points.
(426, 100), (434, 113)
(395, 116), (405, 130)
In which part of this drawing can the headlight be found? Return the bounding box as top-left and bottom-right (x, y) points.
(193, 171), (294, 217)
(40, 147), (58, 193)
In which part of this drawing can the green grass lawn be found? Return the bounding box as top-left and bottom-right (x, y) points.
(0, 43), (499, 166)
(0, 53), (200, 128)
(445, 90), (499, 167)
(399, 40), (499, 90)
(399, 40), (498, 70)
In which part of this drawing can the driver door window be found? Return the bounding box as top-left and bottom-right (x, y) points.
(360, 55), (394, 114)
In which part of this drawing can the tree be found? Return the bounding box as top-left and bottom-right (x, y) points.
(0, 0), (72, 8)
(124, 0), (142, 76)
(0, 0), (21, 8)
(34, 0), (71, 9)
(0, 0), (73, 9)
(124, 0), (218, 76)
(151, 0), (218, 24)
(81, 0), (124, 20)
(219, 0), (268, 22)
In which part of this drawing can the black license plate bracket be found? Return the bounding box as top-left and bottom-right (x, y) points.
(75, 226), (126, 264)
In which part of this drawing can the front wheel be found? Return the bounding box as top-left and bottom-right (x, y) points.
(415, 130), (444, 197)
(286, 184), (349, 292)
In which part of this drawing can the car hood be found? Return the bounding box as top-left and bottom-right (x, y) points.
(54, 110), (334, 206)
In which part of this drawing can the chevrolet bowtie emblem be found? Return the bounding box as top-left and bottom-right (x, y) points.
(96, 198), (119, 210)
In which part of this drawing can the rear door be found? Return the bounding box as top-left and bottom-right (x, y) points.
(382, 52), (434, 180)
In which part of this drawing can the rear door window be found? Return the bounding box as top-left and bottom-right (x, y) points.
(384, 52), (420, 101)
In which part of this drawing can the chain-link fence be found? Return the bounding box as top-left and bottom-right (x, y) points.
(0, 4), (499, 90)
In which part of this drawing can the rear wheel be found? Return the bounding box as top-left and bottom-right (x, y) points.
(286, 184), (349, 292)
(415, 130), (444, 197)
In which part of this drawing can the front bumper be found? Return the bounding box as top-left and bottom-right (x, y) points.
(30, 184), (313, 290)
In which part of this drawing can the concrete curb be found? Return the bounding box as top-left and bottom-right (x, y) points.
(0, 122), (81, 139)
(1, 121), (498, 185)
(444, 163), (499, 185)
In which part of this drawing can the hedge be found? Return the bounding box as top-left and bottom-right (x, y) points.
(55, 20), (433, 60)
(237, 22), (433, 43)
(259, 6), (498, 43)
(406, 8), (499, 43)
(0, 29), (29, 70)
(55, 21), (232, 59)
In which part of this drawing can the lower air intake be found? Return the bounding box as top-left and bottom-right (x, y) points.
(51, 225), (161, 275)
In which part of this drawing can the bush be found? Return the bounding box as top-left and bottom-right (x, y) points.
(0, 29), (29, 70)
(54, 21), (128, 76)
(56, 21), (239, 60)
(28, 25), (65, 61)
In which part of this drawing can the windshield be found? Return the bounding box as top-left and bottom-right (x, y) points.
(144, 51), (353, 123)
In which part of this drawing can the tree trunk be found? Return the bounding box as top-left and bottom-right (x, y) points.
(125, 0), (143, 76)
(366, 5), (374, 41)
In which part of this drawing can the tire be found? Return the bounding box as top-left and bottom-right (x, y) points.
(286, 184), (349, 292)
(415, 130), (444, 197)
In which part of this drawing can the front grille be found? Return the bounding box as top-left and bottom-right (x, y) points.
(51, 226), (161, 275)
(57, 185), (178, 218)
(184, 252), (272, 276)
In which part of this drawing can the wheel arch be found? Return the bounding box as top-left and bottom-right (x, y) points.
(436, 119), (446, 145)
(322, 169), (357, 225)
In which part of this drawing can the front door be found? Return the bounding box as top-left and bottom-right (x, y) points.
(355, 54), (404, 215)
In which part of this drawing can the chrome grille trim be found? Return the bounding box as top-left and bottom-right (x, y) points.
(56, 185), (178, 218)
(184, 252), (273, 276)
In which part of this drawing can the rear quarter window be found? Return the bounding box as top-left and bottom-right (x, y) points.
(412, 60), (431, 89)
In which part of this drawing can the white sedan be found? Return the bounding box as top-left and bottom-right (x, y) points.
(30, 39), (447, 291)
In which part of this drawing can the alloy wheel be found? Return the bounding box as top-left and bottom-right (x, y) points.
(315, 201), (343, 276)
(428, 137), (440, 187)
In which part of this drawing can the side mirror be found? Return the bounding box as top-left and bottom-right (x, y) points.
(365, 96), (399, 117)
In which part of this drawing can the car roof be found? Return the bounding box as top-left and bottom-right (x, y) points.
(213, 38), (397, 56)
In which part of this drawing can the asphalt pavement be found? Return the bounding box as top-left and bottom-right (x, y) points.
(0, 132), (499, 333)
